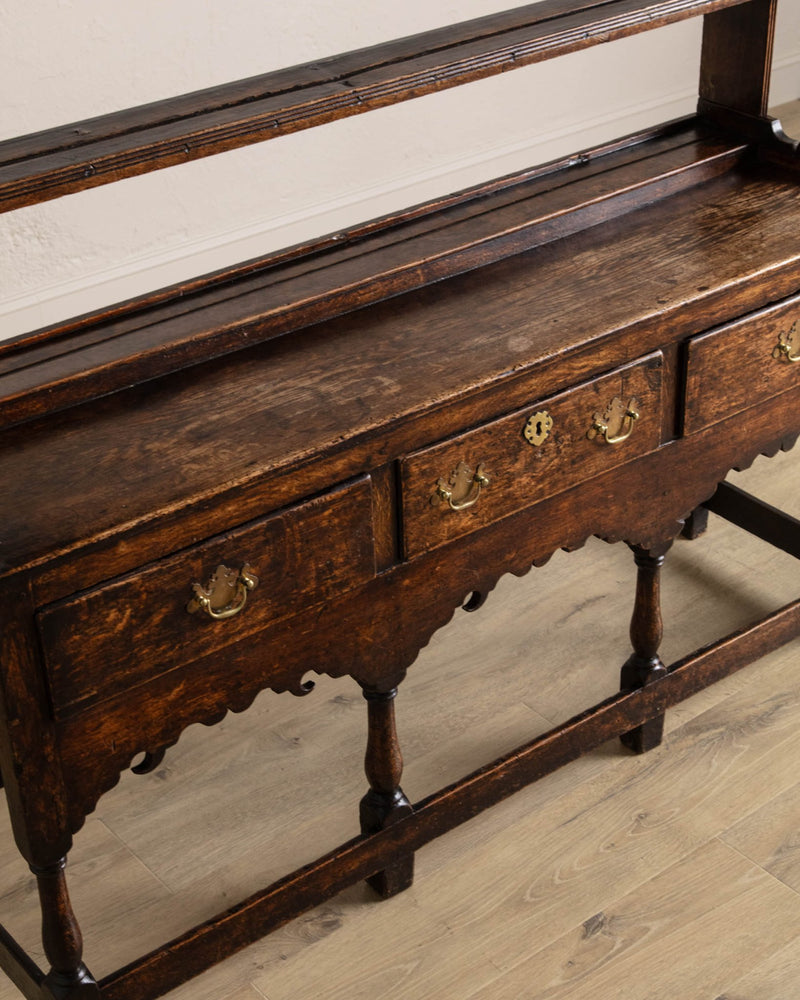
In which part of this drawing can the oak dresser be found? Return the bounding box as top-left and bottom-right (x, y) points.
(0, 2), (799, 997)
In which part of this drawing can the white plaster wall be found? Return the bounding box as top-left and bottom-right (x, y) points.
(1, 1), (799, 339)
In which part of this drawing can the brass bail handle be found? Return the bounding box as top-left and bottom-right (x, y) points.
(773, 321), (800, 363)
(187, 563), (259, 620)
(433, 460), (490, 512)
(587, 396), (640, 445)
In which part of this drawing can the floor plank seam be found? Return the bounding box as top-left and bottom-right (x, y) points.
(94, 817), (177, 896)
(716, 836), (800, 901)
(247, 984), (271, 1000)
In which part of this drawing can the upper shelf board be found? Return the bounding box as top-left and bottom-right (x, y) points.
(0, 0), (750, 212)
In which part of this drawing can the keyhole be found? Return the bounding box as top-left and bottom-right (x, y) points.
(524, 411), (552, 447)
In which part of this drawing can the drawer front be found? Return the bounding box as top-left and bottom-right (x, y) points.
(684, 294), (800, 435)
(401, 353), (663, 559)
(38, 478), (375, 718)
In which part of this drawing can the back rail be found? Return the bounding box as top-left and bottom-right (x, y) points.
(0, 0), (753, 212)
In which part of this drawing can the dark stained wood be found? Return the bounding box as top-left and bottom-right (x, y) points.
(0, 127), (746, 432)
(699, 0), (777, 117)
(50, 382), (800, 837)
(0, 9), (798, 1000)
(5, 157), (800, 599)
(680, 504), (710, 539)
(36, 479), (375, 720)
(619, 546), (669, 753)
(96, 595), (800, 1000)
(704, 481), (800, 558)
(0, 580), (73, 865)
(0, 0), (750, 213)
(31, 859), (98, 998)
(683, 292), (800, 434)
(370, 464), (401, 573)
(0, 120), (729, 370)
(401, 353), (664, 558)
(0, 923), (45, 1000)
(359, 687), (414, 898)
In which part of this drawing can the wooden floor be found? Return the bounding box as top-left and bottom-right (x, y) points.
(2, 109), (800, 1000)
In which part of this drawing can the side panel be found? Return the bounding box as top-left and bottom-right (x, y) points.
(0, 576), (72, 864)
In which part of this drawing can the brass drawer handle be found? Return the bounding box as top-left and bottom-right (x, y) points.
(187, 563), (259, 620)
(773, 321), (800, 363)
(587, 396), (640, 445)
(432, 460), (490, 512)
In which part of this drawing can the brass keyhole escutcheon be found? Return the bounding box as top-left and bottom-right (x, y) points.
(773, 320), (800, 363)
(523, 410), (553, 447)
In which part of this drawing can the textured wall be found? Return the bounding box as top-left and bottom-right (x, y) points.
(1, 2), (799, 339)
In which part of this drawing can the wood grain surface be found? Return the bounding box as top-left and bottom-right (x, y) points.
(3, 153), (800, 591)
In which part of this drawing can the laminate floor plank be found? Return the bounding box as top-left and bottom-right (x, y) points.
(715, 934), (800, 1000)
(250, 637), (800, 1000)
(93, 677), (373, 900)
(413, 654), (800, 951)
(0, 817), (178, 995)
(466, 839), (800, 1000)
(95, 693), (550, 908)
(721, 780), (800, 894)
(223, 988), (269, 1000)
(252, 633), (800, 999)
(248, 894), (480, 1000)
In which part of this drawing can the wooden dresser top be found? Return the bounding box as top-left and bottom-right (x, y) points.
(1, 124), (799, 580)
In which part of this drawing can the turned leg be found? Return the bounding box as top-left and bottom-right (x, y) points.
(359, 686), (414, 898)
(619, 545), (669, 755)
(31, 858), (99, 998)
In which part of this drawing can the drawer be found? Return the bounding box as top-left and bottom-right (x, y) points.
(400, 353), (663, 559)
(684, 294), (800, 435)
(37, 478), (375, 719)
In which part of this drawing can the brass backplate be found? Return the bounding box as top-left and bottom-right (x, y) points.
(773, 320), (800, 362)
